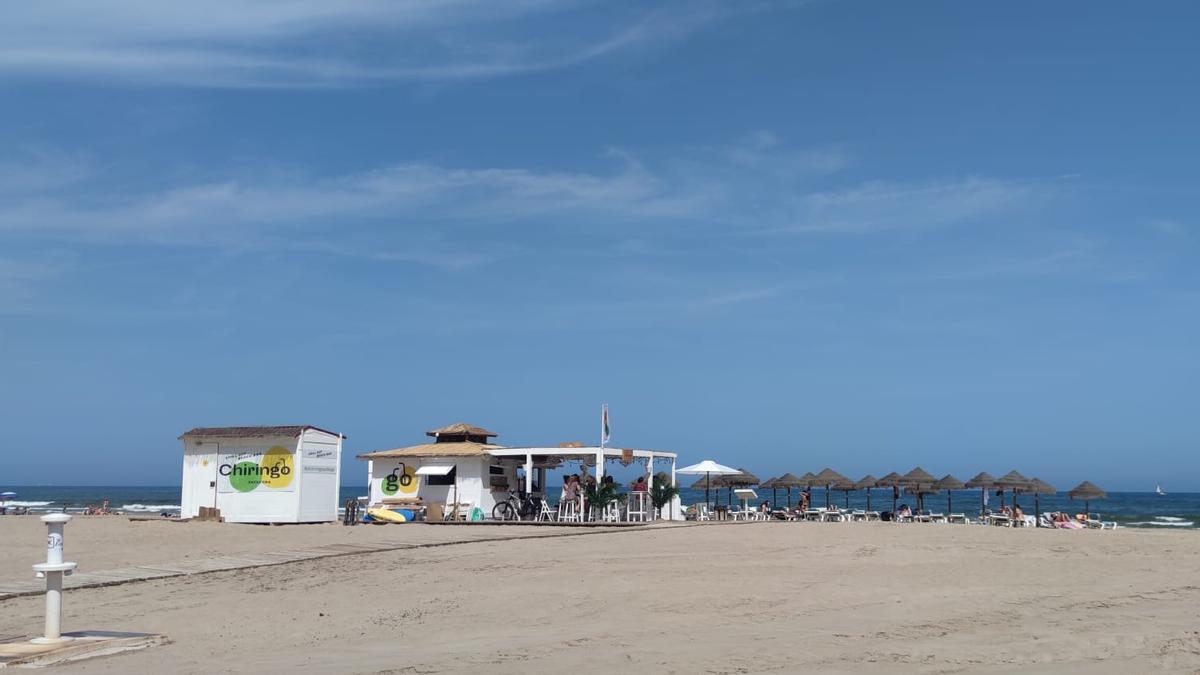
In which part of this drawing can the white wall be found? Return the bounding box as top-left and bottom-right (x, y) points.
(297, 428), (342, 523)
(180, 439), (217, 518)
(365, 456), (509, 517)
(181, 433), (317, 523)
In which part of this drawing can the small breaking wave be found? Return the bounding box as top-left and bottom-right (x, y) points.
(120, 504), (181, 512)
(1127, 516), (1195, 528)
(2, 501), (53, 507)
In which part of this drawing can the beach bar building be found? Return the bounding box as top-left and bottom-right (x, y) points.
(358, 422), (680, 520)
(179, 425), (344, 523)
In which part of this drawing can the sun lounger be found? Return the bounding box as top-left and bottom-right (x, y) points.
(947, 513), (968, 524)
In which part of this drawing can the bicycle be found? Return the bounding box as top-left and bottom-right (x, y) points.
(492, 491), (539, 521)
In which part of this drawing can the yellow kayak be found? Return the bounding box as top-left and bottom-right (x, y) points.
(366, 508), (408, 523)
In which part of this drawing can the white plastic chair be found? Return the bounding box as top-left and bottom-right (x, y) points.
(538, 498), (557, 522)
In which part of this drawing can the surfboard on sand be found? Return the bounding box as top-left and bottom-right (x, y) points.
(366, 508), (408, 523)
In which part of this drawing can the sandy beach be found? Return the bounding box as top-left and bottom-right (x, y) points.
(2, 518), (1199, 673)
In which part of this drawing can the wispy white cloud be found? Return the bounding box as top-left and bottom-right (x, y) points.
(0, 137), (1042, 269)
(0, 1), (751, 88)
(758, 177), (1034, 235)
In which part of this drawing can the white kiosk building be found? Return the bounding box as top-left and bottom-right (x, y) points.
(179, 425), (344, 523)
(359, 422), (679, 520)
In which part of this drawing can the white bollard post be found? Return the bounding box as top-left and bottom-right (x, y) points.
(31, 513), (77, 644)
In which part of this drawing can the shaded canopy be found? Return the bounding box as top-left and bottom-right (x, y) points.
(934, 474), (965, 490)
(690, 475), (721, 490)
(994, 470), (1032, 491)
(1028, 478), (1056, 495)
(427, 422), (497, 438)
(759, 476), (781, 489)
(1068, 481), (1107, 501)
(875, 471), (905, 487)
(855, 475), (879, 489)
(811, 468), (850, 486)
(965, 472), (996, 489)
(901, 467), (938, 487)
(717, 468), (760, 487)
(676, 460), (740, 475)
(772, 473), (807, 488)
(798, 472), (818, 487)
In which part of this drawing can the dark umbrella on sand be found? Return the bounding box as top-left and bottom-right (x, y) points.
(810, 468), (851, 510)
(718, 468), (760, 508)
(855, 475), (879, 511)
(876, 472), (905, 516)
(772, 473), (806, 508)
(935, 474), (965, 514)
(1028, 478), (1056, 526)
(995, 470), (1032, 512)
(901, 467), (939, 513)
(1068, 481), (1107, 519)
(760, 476), (780, 508)
(832, 481), (857, 509)
(965, 472), (997, 517)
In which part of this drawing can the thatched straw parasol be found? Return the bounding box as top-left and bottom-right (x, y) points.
(760, 476), (780, 507)
(810, 468), (851, 509)
(714, 468), (760, 507)
(901, 467), (939, 512)
(994, 470), (1032, 510)
(876, 471), (905, 515)
(1027, 477), (1056, 526)
(772, 473), (806, 507)
(1068, 480), (1107, 518)
(855, 475), (879, 511)
(965, 472), (996, 515)
(935, 474), (965, 513)
(832, 480), (857, 509)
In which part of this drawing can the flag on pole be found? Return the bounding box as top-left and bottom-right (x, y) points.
(601, 404), (610, 447)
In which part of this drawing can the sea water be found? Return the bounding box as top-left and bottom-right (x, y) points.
(677, 487), (1200, 529)
(2, 485), (1197, 528)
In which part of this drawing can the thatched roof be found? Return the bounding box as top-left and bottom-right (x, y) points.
(180, 425), (342, 440)
(772, 473), (807, 488)
(1028, 477), (1056, 495)
(875, 471), (904, 487)
(811, 468), (849, 486)
(965, 472), (996, 488)
(994, 470), (1031, 490)
(759, 476), (780, 488)
(717, 468), (760, 487)
(1068, 481), (1107, 501)
(798, 472), (818, 487)
(690, 475), (723, 490)
(855, 475), (879, 489)
(357, 441), (503, 459)
(901, 467), (938, 487)
(934, 474), (965, 490)
(426, 422), (497, 438)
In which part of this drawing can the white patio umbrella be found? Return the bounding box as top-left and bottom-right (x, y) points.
(676, 460), (740, 508)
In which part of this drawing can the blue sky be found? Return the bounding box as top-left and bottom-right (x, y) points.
(1, 0), (1198, 490)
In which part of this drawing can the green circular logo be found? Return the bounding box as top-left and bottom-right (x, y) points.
(230, 461), (262, 492)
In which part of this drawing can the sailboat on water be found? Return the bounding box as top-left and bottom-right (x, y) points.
(1156, 484), (1166, 496)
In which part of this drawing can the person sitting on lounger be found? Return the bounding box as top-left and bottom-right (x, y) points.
(1012, 504), (1024, 520)
(759, 501), (771, 514)
(897, 504), (912, 519)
